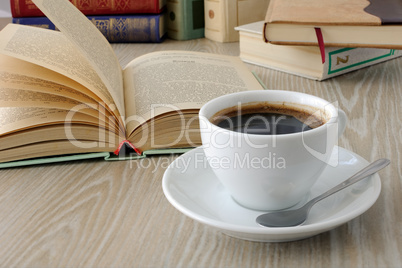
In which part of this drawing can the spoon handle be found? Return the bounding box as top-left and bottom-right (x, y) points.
(309, 158), (390, 205)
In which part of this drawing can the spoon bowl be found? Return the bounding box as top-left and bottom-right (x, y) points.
(256, 158), (390, 228)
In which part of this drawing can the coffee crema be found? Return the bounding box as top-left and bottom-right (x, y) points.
(210, 102), (327, 135)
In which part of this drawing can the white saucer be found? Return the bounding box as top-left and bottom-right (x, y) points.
(162, 146), (381, 242)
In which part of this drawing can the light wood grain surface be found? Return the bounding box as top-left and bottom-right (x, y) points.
(0, 37), (401, 267)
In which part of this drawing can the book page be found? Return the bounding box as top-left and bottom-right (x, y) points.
(0, 54), (105, 105)
(0, 108), (121, 163)
(0, 125), (118, 152)
(0, 62), (121, 127)
(0, 68), (98, 109)
(0, 24), (121, 119)
(0, 82), (122, 136)
(32, 0), (124, 119)
(0, 87), (97, 116)
(0, 107), (101, 136)
(123, 51), (264, 135)
(0, 56), (123, 130)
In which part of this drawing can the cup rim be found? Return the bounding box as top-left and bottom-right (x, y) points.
(199, 90), (338, 138)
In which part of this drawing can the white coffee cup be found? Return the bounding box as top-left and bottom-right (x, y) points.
(199, 90), (347, 211)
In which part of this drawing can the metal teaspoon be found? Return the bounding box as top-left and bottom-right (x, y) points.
(256, 158), (391, 228)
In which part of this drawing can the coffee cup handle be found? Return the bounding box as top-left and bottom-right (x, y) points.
(338, 109), (347, 137)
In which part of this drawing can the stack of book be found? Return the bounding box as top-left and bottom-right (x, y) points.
(11, 0), (167, 43)
(235, 0), (402, 80)
(236, 21), (401, 81)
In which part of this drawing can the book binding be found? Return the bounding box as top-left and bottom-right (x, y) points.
(114, 140), (142, 156)
(11, 0), (166, 17)
(12, 14), (167, 43)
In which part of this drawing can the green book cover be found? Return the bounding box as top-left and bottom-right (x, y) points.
(167, 0), (204, 40)
(0, 148), (194, 169)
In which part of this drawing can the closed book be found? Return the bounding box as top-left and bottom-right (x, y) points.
(237, 21), (402, 81)
(167, 0), (204, 40)
(264, 0), (402, 49)
(204, 0), (269, 43)
(11, 0), (167, 17)
(13, 14), (167, 43)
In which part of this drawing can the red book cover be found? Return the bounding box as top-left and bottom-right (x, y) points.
(11, 0), (166, 17)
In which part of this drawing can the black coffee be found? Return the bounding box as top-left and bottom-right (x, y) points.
(211, 103), (325, 135)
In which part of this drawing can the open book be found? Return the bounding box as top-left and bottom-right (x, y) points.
(0, 0), (264, 167)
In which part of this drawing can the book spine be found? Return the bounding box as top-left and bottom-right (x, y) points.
(12, 17), (57, 30)
(12, 14), (167, 43)
(11, 0), (167, 17)
(204, 0), (269, 43)
(204, 0), (237, 42)
(167, 0), (204, 40)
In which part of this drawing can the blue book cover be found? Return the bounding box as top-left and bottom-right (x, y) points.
(13, 13), (167, 43)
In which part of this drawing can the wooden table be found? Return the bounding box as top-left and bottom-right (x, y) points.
(0, 37), (401, 267)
